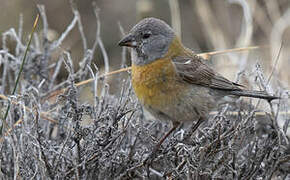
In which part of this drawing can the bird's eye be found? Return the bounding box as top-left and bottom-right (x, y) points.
(142, 33), (151, 39)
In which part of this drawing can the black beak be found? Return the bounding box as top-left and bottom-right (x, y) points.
(118, 34), (136, 47)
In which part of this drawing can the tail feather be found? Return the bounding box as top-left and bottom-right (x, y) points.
(230, 90), (280, 101)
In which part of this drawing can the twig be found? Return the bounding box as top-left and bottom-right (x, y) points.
(118, 22), (127, 68)
(229, 0), (253, 70)
(198, 45), (263, 59)
(169, 0), (181, 39)
(50, 12), (78, 50)
(70, 0), (88, 52)
(16, 14), (23, 56)
(37, 5), (48, 41)
(267, 42), (283, 84)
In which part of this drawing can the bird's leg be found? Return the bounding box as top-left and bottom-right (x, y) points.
(182, 117), (204, 143)
(154, 121), (181, 151)
(143, 122), (180, 178)
(144, 122), (180, 164)
(143, 120), (202, 176)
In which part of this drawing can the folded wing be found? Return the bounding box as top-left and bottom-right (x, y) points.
(173, 55), (242, 91)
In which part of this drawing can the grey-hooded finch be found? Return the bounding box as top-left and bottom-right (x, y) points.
(118, 17), (278, 142)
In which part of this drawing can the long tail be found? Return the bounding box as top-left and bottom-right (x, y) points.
(230, 90), (280, 101)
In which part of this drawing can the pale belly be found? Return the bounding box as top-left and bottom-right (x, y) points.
(142, 85), (216, 123)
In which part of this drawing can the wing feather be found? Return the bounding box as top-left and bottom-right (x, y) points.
(173, 55), (243, 91)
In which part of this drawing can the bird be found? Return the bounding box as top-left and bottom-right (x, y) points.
(118, 17), (279, 148)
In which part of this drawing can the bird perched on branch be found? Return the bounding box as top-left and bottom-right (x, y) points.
(118, 17), (279, 146)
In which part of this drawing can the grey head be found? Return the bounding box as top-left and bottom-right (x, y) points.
(118, 17), (175, 66)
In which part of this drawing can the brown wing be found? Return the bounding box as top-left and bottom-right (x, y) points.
(173, 55), (243, 91)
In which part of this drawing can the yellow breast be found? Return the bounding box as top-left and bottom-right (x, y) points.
(132, 58), (183, 109)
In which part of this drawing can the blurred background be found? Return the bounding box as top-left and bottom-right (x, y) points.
(1, 0), (290, 89)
